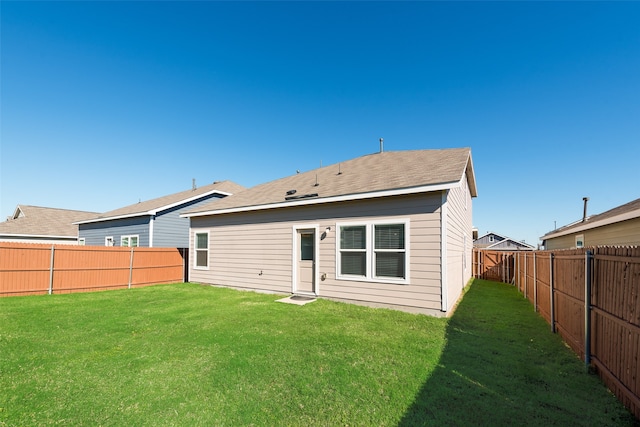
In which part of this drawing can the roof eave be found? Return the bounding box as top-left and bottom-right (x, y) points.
(540, 209), (640, 240)
(464, 153), (478, 197)
(74, 190), (233, 224)
(74, 211), (151, 225)
(148, 189), (233, 215)
(183, 181), (458, 218)
(0, 233), (77, 239)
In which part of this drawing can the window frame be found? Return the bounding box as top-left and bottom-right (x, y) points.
(78, 238), (86, 246)
(575, 234), (585, 249)
(120, 235), (139, 247)
(194, 231), (209, 270)
(105, 236), (114, 247)
(336, 219), (410, 285)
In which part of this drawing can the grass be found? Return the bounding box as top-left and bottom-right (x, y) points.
(0, 280), (636, 426)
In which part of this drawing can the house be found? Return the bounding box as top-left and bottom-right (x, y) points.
(0, 205), (98, 244)
(541, 197), (640, 250)
(474, 232), (535, 251)
(76, 181), (245, 248)
(183, 148), (477, 316)
(474, 232), (507, 248)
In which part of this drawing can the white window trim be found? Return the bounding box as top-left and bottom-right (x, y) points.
(335, 218), (410, 285)
(194, 231), (209, 270)
(105, 236), (114, 247)
(575, 234), (585, 249)
(78, 238), (86, 246)
(121, 235), (139, 247)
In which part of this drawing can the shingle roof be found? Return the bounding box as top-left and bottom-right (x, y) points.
(541, 197), (640, 240)
(77, 180), (246, 224)
(0, 205), (99, 238)
(185, 148), (475, 217)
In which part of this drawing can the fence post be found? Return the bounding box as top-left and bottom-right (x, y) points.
(533, 252), (537, 311)
(550, 252), (555, 333)
(516, 252), (519, 289)
(524, 253), (527, 299)
(585, 250), (593, 369)
(49, 245), (55, 295)
(128, 247), (134, 289)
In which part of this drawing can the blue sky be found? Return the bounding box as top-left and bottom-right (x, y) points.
(1, 1), (639, 246)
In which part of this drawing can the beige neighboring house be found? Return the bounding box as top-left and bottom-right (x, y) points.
(541, 198), (640, 250)
(0, 205), (99, 244)
(183, 148), (477, 317)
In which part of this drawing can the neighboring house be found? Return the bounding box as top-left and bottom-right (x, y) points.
(474, 232), (535, 251)
(541, 197), (640, 250)
(0, 205), (98, 244)
(183, 148), (477, 316)
(76, 181), (245, 248)
(473, 232), (508, 248)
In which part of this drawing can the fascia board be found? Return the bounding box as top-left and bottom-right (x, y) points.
(486, 239), (534, 250)
(541, 209), (640, 240)
(74, 211), (151, 225)
(75, 190), (232, 224)
(476, 232), (509, 242)
(182, 182), (457, 218)
(0, 233), (77, 239)
(149, 190), (233, 215)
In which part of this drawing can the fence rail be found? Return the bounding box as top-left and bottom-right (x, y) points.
(473, 247), (640, 420)
(0, 243), (185, 296)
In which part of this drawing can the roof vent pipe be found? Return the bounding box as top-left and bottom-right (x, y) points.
(192, 178), (196, 191)
(582, 197), (589, 222)
(379, 137), (384, 153)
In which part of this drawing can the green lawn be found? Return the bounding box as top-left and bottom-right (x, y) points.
(0, 280), (636, 426)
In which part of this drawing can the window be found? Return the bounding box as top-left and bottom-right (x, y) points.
(300, 233), (314, 261)
(121, 235), (139, 247)
(575, 234), (584, 249)
(489, 235), (494, 242)
(105, 236), (114, 247)
(340, 225), (366, 276)
(195, 232), (209, 269)
(337, 220), (409, 284)
(78, 238), (86, 246)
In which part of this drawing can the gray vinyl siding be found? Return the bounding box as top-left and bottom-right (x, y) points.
(79, 216), (150, 247)
(445, 176), (473, 312)
(153, 195), (225, 248)
(544, 217), (640, 250)
(190, 192), (444, 314)
(473, 233), (504, 248)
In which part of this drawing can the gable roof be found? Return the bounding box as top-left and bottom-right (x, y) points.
(0, 205), (99, 239)
(184, 148), (476, 218)
(486, 238), (536, 250)
(541, 197), (640, 241)
(474, 232), (508, 242)
(76, 180), (246, 225)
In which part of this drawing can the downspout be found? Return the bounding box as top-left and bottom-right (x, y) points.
(148, 215), (155, 248)
(440, 190), (449, 313)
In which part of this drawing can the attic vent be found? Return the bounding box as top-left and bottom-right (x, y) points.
(285, 193), (318, 201)
(286, 189), (297, 196)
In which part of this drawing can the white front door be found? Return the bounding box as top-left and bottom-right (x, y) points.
(295, 229), (316, 295)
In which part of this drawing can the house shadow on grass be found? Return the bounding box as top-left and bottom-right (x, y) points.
(398, 280), (638, 427)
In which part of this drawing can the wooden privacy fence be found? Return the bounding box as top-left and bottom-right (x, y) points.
(0, 242), (186, 297)
(475, 247), (640, 420)
(473, 249), (515, 283)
